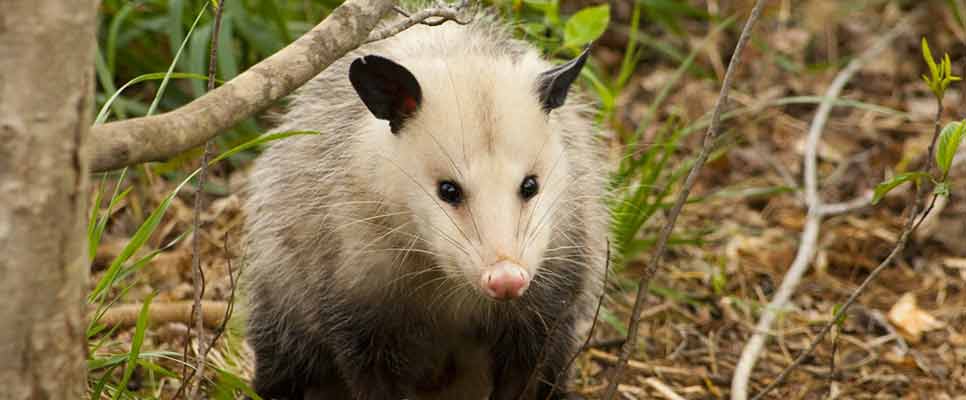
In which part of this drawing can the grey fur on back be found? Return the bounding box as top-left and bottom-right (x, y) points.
(243, 10), (610, 400)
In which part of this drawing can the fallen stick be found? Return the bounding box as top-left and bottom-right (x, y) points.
(92, 301), (229, 330)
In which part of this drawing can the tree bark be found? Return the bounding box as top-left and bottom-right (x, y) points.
(0, 0), (97, 397)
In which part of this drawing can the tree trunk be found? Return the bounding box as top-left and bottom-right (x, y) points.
(0, 0), (97, 397)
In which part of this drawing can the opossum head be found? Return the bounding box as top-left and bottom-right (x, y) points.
(349, 48), (590, 301)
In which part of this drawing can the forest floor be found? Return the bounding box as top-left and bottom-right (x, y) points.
(90, 1), (966, 398)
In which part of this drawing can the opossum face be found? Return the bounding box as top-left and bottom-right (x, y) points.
(350, 49), (589, 301)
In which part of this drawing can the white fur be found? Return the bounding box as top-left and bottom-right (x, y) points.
(245, 13), (609, 341)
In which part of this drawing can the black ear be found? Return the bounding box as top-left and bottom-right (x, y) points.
(349, 55), (422, 134)
(535, 46), (591, 112)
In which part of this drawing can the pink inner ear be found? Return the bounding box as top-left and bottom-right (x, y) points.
(401, 96), (418, 114)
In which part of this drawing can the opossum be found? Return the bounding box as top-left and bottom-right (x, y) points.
(243, 11), (610, 400)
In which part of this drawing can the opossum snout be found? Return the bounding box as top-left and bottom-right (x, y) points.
(481, 261), (530, 300)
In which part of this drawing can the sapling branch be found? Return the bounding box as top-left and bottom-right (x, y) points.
(600, 1), (767, 398)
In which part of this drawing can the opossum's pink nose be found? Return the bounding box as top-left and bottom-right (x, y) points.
(481, 261), (530, 300)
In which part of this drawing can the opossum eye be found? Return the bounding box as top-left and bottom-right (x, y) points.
(519, 175), (539, 200)
(438, 181), (463, 206)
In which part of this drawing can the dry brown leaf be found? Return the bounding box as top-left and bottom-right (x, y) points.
(887, 293), (946, 343)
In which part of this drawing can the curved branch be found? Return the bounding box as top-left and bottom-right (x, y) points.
(88, 0), (397, 172)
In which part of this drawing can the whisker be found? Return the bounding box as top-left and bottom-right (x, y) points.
(376, 153), (485, 261)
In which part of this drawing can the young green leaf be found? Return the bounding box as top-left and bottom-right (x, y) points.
(711, 265), (728, 296)
(872, 172), (928, 205)
(831, 304), (848, 328)
(936, 120), (966, 177)
(934, 181), (951, 197)
(563, 4), (610, 48)
(208, 130), (319, 165)
(923, 37), (939, 86)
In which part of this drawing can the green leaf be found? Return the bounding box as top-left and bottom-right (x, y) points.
(934, 181), (951, 197)
(711, 265), (727, 296)
(599, 306), (627, 336)
(106, 2), (137, 76)
(95, 72), (212, 124)
(209, 130), (319, 165)
(923, 37), (939, 85)
(90, 364), (120, 400)
(947, 0), (966, 29)
(832, 304), (848, 328)
(212, 368), (264, 400)
(563, 4), (610, 48)
(872, 172), (928, 205)
(936, 120), (966, 177)
(88, 168), (199, 304)
(113, 293), (154, 400)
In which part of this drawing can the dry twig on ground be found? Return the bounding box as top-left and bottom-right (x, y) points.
(93, 301), (229, 329)
(600, 1), (767, 398)
(728, 18), (914, 400)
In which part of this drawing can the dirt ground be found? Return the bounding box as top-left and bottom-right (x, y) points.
(91, 1), (966, 398)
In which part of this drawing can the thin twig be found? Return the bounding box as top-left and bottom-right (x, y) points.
(750, 54), (943, 400)
(185, 2), (225, 398)
(600, 1), (766, 398)
(729, 19), (910, 400)
(643, 377), (688, 400)
(202, 233), (241, 363)
(825, 324), (840, 398)
(367, 0), (471, 43)
(911, 193), (941, 232)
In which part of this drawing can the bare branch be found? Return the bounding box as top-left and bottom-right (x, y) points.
(368, 0), (471, 43)
(88, 0), (398, 172)
(600, 1), (767, 398)
(729, 19), (910, 399)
